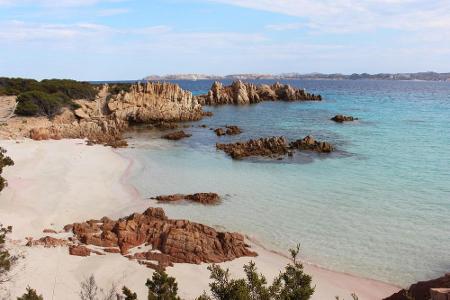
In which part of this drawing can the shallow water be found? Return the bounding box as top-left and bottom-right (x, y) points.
(120, 79), (450, 286)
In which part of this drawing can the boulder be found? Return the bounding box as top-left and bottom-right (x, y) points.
(384, 273), (450, 300)
(331, 115), (358, 123)
(225, 125), (242, 135)
(214, 128), (226, 136)
(26, 236), (68, 248)
(69, 245), (91, 257)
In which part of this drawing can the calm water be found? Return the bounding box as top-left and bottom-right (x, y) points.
(120, 80), (450, 286)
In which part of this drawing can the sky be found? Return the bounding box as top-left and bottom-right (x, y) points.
(0, 0), (449, 80)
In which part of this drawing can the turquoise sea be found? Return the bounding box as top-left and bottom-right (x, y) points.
(120, 80), (450, 287)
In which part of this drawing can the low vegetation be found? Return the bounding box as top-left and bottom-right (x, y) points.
(17, 287), (44, 300)
(0, 147), (14, 192)
(0, 77), (96, 117)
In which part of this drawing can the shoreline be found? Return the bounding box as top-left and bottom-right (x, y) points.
(0, 139), (400, 299)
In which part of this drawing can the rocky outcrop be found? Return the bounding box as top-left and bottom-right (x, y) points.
(331, 115), (358, 123)
(289, 135), (334, 153)
(108, 82), (203, 122)
(196, 81), (322, 105)
(217, 137), (290, 159)
(217, 135), (334, 159)
(69, 245), (91, 257)
(161, 130), (192, 140)
(384, 273), (450, 300)
(59, 207), (256, 270)
(26, 236), (68, 248)
(152, 193), (220, 205)
(214, 125), (242, 136)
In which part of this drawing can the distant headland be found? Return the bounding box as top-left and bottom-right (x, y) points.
(144, 71), (450, 82)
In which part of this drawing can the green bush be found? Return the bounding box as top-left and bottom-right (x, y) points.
(146, 271), (181, 300)
(15, 91), (74, 117)
(0, 147), (14, 192)
(17, 287), (44, 300)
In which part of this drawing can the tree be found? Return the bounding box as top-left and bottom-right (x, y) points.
(146, 270), (181, 300)
(80, 275), (99, 300)
(270, 244), (315, 300)
(122, 286), (138, 300)
(17, 287), (43, 300)
(243, 261), (271, 300)
(208, 264), (251, 300)
(0, 224), (16, 284)
(0, 147), (14, 192)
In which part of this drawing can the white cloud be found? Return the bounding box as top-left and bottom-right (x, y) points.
(98, 8), (130, 16)
(266, 23), (302, 31)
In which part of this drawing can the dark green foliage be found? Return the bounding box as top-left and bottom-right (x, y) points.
(208, 264), (251, 300)
(17, 287), (43, 300)
(0, 77), (96, 100)
(15, 91), (73, 117)
(269, 244), (314, 300)
(0, 147), (14, 192)
(146, 270), (181, 300)
(0, 224), (13, 281)
(122, 286), (138, 300)
(108, 83), (133, 95)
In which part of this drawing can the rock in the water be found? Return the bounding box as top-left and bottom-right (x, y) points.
(331, 115), (358, 123)
(54, 207), (256, 270)
(214, 128), (226, 136)
(162, 130), (192, 140)
(290, 136), (334, 153)
(225, 125), (242, 135)
(196, 80), (322, 105)
(217, 137), (289, 159)
(153, 193), (220, 205)
(384, 273), (450, 300)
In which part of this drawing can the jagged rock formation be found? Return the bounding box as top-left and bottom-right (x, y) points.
(289, 135), (334, 153)
(1, 82), (205, 146)
(161, 130), (192, 140)
(108, 82), (203, 122)
(217, 136), (334, 159)
(152, 193), (220, 205)
(384, 273), (450, 300)
(331, 115), (358, 123)
(217, 137), (290, 159)
(63, 207), (256, 270)
(196, 81), (322, 105)
(215, 125), (242, 136)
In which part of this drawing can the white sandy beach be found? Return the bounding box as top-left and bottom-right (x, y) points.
(0, 139), (400, 299)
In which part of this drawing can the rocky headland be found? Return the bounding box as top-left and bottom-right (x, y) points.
(216, 135), (334, 159)
(196, 81), (322, 105)
(151, 193), (220, 205)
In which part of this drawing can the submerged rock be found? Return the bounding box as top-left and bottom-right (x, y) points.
(331, 115), (358, 123)
(153, 193), (220, 205)
(214, 128), (226, 136)
(196, 80), (322, 105)
(161, 130), (192, 140)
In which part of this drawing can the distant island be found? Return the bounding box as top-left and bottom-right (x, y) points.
(144, 71), (450, 82)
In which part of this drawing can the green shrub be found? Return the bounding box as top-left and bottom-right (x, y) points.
(146, 270), (181, 300)
(15, 91), (74, 117)
(122, 286), (138, 300)
(17, 287), (44, 300)
(0, 147), (14, 192)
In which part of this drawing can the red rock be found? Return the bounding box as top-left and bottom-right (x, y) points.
(161, 130), (192, 141)
(43, 229), (58, 234)
(69, 245), (91, 257)
(384, 273), (450, 300)
(216, 136), (289, 159)
(289, 135), (334, 153)
(26, 236), (68, 248)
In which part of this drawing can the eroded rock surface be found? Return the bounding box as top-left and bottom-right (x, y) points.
(61, 207), (256, 270)
(331, 115), (358, 123)
(289, 135), (334, 153)
(217, 135), (334, 159)
(152, 193), (220, 205)
(196, 81), (322, 105)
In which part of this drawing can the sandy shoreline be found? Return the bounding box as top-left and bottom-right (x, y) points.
(0, 139), (399, 299)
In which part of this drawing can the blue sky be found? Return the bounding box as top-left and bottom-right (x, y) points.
(0, 0), (449, 80)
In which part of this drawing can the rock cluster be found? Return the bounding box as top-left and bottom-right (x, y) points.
(289, 135), (334, 153)
(63, 207), (256, 270)
(217, 136), (334, 159)
(161, 130), (192, 140)
(217, 137), (290, 159)
(215, 125), (242, 136)
(384, 273), (450, 300)
(196, 81), (322, 105)
(26, 236), (68, 248)
(152, 193), (220, 205)
(331, 115), (358, 123)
